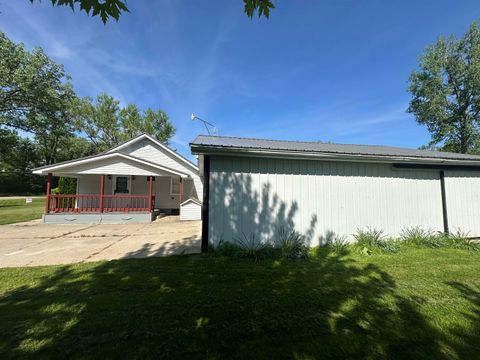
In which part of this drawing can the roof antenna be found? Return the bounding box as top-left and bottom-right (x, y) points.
(191, 114), (217, 135)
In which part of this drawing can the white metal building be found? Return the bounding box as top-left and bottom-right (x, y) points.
(191, 135), (480, 249)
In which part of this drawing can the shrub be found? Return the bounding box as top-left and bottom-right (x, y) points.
(232, 234), (275, 261)
(399, 227), (479, 251)
(353, 227), (385, 248)
(58, 177), (77, 194)
(276, 229), (308, 259)
(442, 230), (480, 251)
(318, 231), (349, 255)
(353, 228), (400, 253)
(328, 235), (349, 255)
(399, 226), (441, 248)
(213, 240), (243, 257)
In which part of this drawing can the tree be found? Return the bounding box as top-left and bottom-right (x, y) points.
(0, 31), (69, 122)
(408, 21), (480, 154)
(76, 93), (176, 152)
(0, 31), (79, 165)
(0, 129), (43, 194)
(27, 0), (275, 23)
(55, 136), (96, 163)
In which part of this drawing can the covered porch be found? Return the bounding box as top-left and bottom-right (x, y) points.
(33, 152), (192, 223)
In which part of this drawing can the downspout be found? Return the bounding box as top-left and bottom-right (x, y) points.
(439, 170), (449, 234)
(201, 156), (210, 253)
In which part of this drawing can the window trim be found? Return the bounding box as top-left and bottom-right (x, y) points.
(112, 175), (131, 195)
(170, 177), (180, 195)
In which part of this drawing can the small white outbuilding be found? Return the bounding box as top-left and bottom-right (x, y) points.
(191, 135), (480, 249)
(180, 198), (202, 221)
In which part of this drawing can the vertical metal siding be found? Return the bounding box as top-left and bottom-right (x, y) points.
(444, 170), (480, 236)
(208, 156), (445, 246)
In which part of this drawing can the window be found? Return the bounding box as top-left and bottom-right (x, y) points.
(115, 176), (129, 194)
(171, 177), (180, 195)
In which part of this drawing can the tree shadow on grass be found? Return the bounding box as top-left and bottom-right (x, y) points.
(0, 251), (457, 359)
(0, 167), (473, 359)
(444, 281), (480, 359)
(121, 235), (201, 259)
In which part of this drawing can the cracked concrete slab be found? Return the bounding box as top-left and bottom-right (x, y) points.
(0, 223), (95, 239)
(0, 216), (201, 268)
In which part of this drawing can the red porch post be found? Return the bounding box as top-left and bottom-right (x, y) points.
(179, 177), (183, 208)
(99, 175), (105, 213)
(148, 176), (153, 212)
(45, 172), (52, 214)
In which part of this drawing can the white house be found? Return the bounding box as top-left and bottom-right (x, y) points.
(190, 135), (480, 250)
(33, 134), (202, 223)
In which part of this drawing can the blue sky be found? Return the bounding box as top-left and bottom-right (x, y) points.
(1, 1), (479, 160)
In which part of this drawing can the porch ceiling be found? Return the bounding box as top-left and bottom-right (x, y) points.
(32, 152), (190, 178)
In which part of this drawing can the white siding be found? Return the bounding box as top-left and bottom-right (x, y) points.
(65, 157), (173, 176)
(208, 156), (445, 246)
(78, 175), (112, 194)
(79, 175), (191, 210)
(131, 176), (180, 209)
(121, 138), (203, 202)
(444, 170), (480, 237)
(180, 200), (202, 220)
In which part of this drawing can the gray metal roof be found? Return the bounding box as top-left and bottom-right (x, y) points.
(191, 135), (480, 162)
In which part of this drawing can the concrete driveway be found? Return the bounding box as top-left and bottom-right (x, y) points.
(0, 216), (202, 268)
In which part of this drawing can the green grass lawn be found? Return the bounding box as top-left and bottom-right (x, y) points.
(0, 248), (479, 359)
(0, 197), (45, 225)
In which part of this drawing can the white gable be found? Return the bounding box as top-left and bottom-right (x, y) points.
(54, 157), (176, 176)
(107, 135), (198, 173)
(112, 136), (203, 201)
(119, 139), (195, 174)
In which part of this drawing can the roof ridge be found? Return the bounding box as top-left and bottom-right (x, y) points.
(196, 134), (422, 152)
(192, 135), (480, 161)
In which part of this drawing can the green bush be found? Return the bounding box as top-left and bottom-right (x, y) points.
(400, 226), (437, 246)
(318, 230), (350, 255)
(353, 228), (400, 253)
(441, 230), (480, 251)
(231, 234), (275, 261)
(276, 229), (309, 259)
(212, 226), (479, 261)
(328, 235), (349, 255)
(213, 229), (308, 261)
(212, 240), (241, 257)
(399, 226), (479, 251)
(58, 177), (77, 194)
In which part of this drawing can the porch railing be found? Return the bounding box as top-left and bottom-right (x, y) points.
(47, 194), (156, 213)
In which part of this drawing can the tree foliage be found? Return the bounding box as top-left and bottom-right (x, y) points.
(0, 129), (44, 195)
(29, 0), (129, 23)
(0, 29), (176, 194)
(0, 31), (69, 121)
(0, 31), (79, 165)
(244, 0), (275, 19)
(408, 21), (480, 154)
(28, 0), (275, 23)
(76, 93), (175, 152)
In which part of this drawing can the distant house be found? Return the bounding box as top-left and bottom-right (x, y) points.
(33, 134), (202, 223)
(191, 135), (480, 250)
